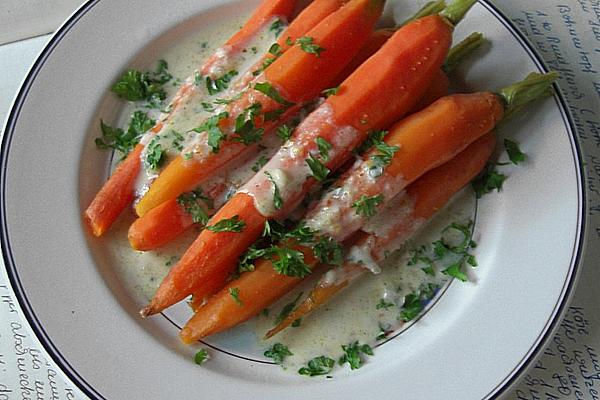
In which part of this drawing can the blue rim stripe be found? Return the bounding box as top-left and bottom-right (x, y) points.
(0, 1), (586, 399)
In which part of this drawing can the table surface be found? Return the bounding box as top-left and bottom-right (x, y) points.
(1, 1), (600, 399)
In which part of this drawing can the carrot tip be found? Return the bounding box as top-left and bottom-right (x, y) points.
(139, 306), (154, 318)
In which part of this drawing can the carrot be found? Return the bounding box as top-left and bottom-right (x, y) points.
(183, 133), (496, 342)
(84, 0), (298, 236)
(128, 32), (484, 251)
(180, 245), (319, 343)
(266, 132), (497, 338)
(135, 0), (387, 217)
(141, 3), (472, 317)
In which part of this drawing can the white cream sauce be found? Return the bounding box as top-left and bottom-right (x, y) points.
(104, 12), (480, 376)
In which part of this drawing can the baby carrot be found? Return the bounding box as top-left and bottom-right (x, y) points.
(128, 32), (484, 251)
(266, 133), (496, 338)
(182, 133), (496, 342)
(141, 3), (472, 317)
(135, 0), (387, 217)
(84, 0), (298, 236)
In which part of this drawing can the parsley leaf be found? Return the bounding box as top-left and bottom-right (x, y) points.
(355, 130), (387, 154)
(276, 124), (293, 142)
(269, 19), (285, 37)
(206, 215), (246, 233)
(316, 137), (332, 161)
(306, 153), (330, 182)
(339, 342), (373, 370)
(194, 348), (210, 365)
(504, 138), (526, 164)
(177, 190), (212, 224)
(96, 111), (154, 157)
(254, 82), (293, 107)
(264, 171), (283, 210)
(296, 36), (325, 57)
(238, 245), (267, 273)
(264, 343), (293, 364)
(269, 246), (311, 278)
(205, 70), (238, 95)
(145, 136), (165, 170)
(229, 287), (243, 306)
(472, 163), (507, 198)
(233, 103), (264, 145)
(111, 69), (166, 104)
(352, 194), (384, 218)
(399, 283), (441, 322)
(190, 112), (229, 153)
(299, 356), (335, 376)
(152, 59), (173, 85)
(313, 235), (343, 266)
(370, 142), (400, 172)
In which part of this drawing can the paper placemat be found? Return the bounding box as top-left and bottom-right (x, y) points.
(1, 1), (599, 398)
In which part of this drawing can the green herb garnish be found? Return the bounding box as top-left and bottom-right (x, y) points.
(352, 194), (384, 218)
(255, 82), (293, 106)
(194, 348), (209, 365)
(145, 136), (165, 170)
(376, 298), (395, 310)
(504, 138), (526, 164)
(264, 171), (283, 210)
(296, 36), (325, 57)
(251, 155), (269, 172)
(275, 291), (304, 325)
(205, 70), (238, 95)
(206, 215), (246, 233)
(276, 124), (293, 142)
(190, 112), (229, 153)
(233, 103), (264, 145)
(339, 342), (373, 370)
(270, 246), (311, 278)
(269, 19), (285, 37)
(316, 137), (332, 161)
(95, 111), (154, 157)
(264, 343), (293, 364)
(306, 154), (331, 182)
(229, 287), (243, 306)
(313, 235), (343, 266)
(177, 190), (212, 224)
(111, 69), (166, 104)
(322, 86), (340, 97)
(472, 163), (507, 198)
(299, 356), (335, 376)
(355, 130), (387, 154)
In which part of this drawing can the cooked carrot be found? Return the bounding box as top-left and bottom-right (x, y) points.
(84, 0), (298, 237)
(128, 32), (484, 251)
(141, 4), (471, 317)
(135, 0), (387, 217)
(266, 132), (497, 338)
(181, 245), (319, 343)
(177, 70), (557, 340)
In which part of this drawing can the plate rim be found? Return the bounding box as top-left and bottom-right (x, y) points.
(0, 1), (586, 399)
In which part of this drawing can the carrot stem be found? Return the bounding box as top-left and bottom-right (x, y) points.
(439, 0), (478, 26)
(443, 32), (484, 73)
(401, 0), (446, 26)
(497, 72), (559, 119)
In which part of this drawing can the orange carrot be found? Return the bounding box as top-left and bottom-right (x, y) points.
(266, 132), (497, 338)
(183, 133), (496, 342)
(180, 245), (319, 343)
(84, 0), (298, 236)
(141, 9), (463, 317)
(135, 0), (387, 217)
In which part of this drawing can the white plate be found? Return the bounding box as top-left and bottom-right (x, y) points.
(0, 0), (585, 399)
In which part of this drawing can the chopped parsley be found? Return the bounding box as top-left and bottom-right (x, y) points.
(206, 215), (245, 233)
(322, 86), (340, 97)
(339, 342), (373, 370)
(269, 19), (285, 37)
(264, 171), (283, 210)
(145, 136), (166, 170)
(251, 155), (269, 172)
(370, 142), (400, 171)
(313, 235), (343, 266)
(355, 130), (387, 154)
(276, 124), (293, 142)
(299, 356), (335, 377)
(376, 298), (395, 310)
(264, 343), (293, 364)
(275, 291), (304, 325)
(111, 63), (171, 105)
(352, 194), (384, 218)
(306, 154), (330, 182)
(233, 103), (264, 145)
(316, 137), (332, 161)
(504, 138), (526, 164)
(291, 318), (302, 327)
(190, 112), (229, 153)
(194, 71), (202, 86)
(177, 190), (212, 225)
(205, 70), (238, 95)
(399, 283), (441, 322)
(269, 246), (311, 277)
(96, 111), (155, 157)
(229, 287), (243, 306)
(296, 36), (325, 57)
(254, 82), (293, 107)
(472, 163), (507, 198)
(194, 348), (209, 365)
